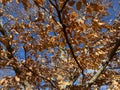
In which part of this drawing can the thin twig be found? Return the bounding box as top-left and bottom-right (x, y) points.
(48, 0), (58, 11)
(60, 0), (70, 12)
(23, 63), (58, 89)
(22, 47), (59, 89)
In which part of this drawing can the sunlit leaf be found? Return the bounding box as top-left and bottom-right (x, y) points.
(15, 76), (20, 82)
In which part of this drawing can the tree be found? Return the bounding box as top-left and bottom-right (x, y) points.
(0, 0), (120, 90)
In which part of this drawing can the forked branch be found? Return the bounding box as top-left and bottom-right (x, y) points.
(48, 0), (84, 76)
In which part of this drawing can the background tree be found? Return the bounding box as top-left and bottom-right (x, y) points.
(0, 0), (120, 90)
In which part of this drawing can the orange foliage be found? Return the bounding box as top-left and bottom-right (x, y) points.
(0, 0), (120, 89)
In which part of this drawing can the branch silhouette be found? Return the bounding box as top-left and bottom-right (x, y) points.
(48, 0), (84, 76)
(84, 39), (120, 87)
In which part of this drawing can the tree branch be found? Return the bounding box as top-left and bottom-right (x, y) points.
(0, 23), (58, 89)
(23, 46), (59, 89)
(60, 0), (69, 12)
(23, 63), (58, 89)
(0, 24), (7, 36)
(48, 0), (58, 11)
(49, 0), (84, 76)
(84, 39), (120, 87)
(0, 24), (14, 59)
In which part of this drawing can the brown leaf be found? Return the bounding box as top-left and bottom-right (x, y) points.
(34, 0), (44, 7)
(15, 76), (20, 82)
(76, 1), (82, 10)
(68, 1), (75, 6)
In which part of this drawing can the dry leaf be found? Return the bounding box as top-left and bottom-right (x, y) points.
(15, 76), (20, 82)
(76, 1), (82, 10)
(68, 1), (75, 6)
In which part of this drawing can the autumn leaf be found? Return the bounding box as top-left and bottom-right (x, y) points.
(15, 76), (20, 82)
(68, 1), (75, 6)
(0, 37), (9, 48)
(0, 0), (12, 5)
(34, 0), (44, 7)
(76, 1), (82, 10)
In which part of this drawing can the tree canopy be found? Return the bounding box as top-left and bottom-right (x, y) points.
(0, 0), (120, 90)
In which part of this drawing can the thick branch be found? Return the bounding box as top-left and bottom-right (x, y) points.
(49, 0), (84, 74)
(0, 24), (58, 89)
(85, 39), (120, 87)
(62, 25), (84, 73)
